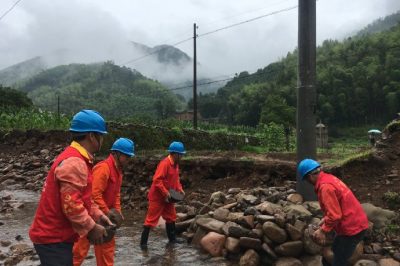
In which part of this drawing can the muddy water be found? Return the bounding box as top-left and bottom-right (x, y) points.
(0, 189), (231, 266)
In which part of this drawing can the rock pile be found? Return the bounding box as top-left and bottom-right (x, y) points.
(173, 184), (400, 266)
(0, 145), (63, 192)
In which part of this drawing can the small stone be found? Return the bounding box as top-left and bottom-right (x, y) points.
(287, 193), (304, 204)
(284, 204), (313, 219)
(0, 240), (11, 247)
(301, 255), (323, 266)
(228, 224), (251, 238)
(262, 222), (287, 244)
(275, 241), (303, 257)
(239, 249), (260, 266)
(274, 213), (286, 228)
(262, 243), (277, 259)
(228, 188), (241, 194)
(255, 202), (282, 215)
(213, 208), (230, 222)
(239, 237), (262, 250)
(225, 237), (240, 253)
(274, 257), (302, 266)
(196, 218), (225, 233)
(286, 223), (303, 241)
(354, 260), (378, 266)
(372, 243), (383, 254)
(378, 258), (400, 266)
(15, 235), (23, 241)
(255, 215), (275, 223)
(237, 215), (254, 229)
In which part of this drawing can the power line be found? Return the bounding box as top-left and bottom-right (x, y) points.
(123, 4), (298, 67)
(197, 5), (298, 38)
(199, 0), (294, 31)
(0, 0), (23, 21)
(123, 37), (193, 65)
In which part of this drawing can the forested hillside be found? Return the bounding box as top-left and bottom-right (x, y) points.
(16, 62), (184, 119)
(197, 23), (400, 127)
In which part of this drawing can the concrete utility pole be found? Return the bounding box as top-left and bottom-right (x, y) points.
(193, 23), (198, 130)
(297, 0), (317, 200)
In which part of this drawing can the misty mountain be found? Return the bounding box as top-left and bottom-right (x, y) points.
(131, 41), (191, 66)
(356, 11), (400, 36)
(16, 61), (184, 119)
(0, 57), (46, 87)
(0, 41), (222, 100)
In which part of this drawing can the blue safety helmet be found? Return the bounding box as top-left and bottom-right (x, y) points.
(297, 159), (321, 180)
(69, 110), (107, 134)
(167, 141), (186, 154)
(111, 138), (135, 157)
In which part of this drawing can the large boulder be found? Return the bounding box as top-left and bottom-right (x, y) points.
(200, 232), (226, 257)
(275, 241), (303, 257)
(362, 203), (397, 229)
(239, 249), (260, 266)
(262, 222), (287, 244)
(196, 218), (225, 233)
(225, 237), (240, 253)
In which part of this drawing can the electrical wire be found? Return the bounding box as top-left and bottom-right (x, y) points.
(0, 0), (23, 21)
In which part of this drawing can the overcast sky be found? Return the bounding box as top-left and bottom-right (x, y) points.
(1, 0), (400, 77)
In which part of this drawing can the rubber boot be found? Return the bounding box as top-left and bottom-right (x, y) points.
(140, 226), (150, 250)
(166, 222), (184, 244)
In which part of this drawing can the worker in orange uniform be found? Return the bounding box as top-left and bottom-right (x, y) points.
(298, 159), (369, 266)
(73, 138), (135, 265)
(29, 110), (114, 266)
(140, 141), (186, 250)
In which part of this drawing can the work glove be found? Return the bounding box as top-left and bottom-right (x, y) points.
(87, 223), (107, 245)
(108, 208), (124, 228)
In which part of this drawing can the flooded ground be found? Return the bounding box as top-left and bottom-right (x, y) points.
(0, 188), (231, 266)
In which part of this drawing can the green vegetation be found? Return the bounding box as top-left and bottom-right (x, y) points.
(14, 61), (184, 119)
(0, 85), (33, 108)
(196, 23), (400, 128)
(383, 191), (400, 210)
(0, 108), (69, 130)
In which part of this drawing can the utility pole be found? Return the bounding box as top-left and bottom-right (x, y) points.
(297, 0), (317, 200)
(57, 95), (60, 122)
(193, 23), (198, 130)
